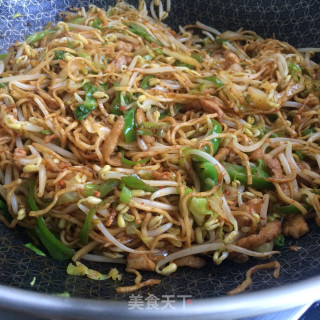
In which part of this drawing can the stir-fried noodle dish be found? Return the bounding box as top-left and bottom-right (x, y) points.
(0, 1), (320, 293)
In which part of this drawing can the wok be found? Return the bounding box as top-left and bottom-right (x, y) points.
(0, 0), (320, 319)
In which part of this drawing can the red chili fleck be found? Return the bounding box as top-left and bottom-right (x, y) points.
(120, 105), (126, 111)
(260, 217), (265, 220)
(94, 191), (101, 197)
(159, 186), (164, 189)
(141, 202), (144, 205)
(225, 190), (230, 195)
(59, 179), (65, 187)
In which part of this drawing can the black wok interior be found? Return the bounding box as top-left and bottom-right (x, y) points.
(0, 0), (319, 300)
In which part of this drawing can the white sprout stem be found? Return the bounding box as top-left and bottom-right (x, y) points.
(150, 187), (179, 200)
(156, 242), (224, 272)
(259, 194), (270, 226)
(147, 222), (173, 237)
(82, 254), (126, 264)
(131, 197), (178, 210)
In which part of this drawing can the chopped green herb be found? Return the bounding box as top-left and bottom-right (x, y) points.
(54, 50), (66, 60)
(0, 83), (6, 89)
(274, 234), (285, 247)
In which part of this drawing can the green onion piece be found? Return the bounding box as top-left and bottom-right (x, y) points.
(40, 129), (53, 135)
(159, 103), (182, 119)
(136, 129), (154, 136)
(294, 150), (303, 160)
(54, 50), (66, 60)
(215, 38), (228, 43)
(121, 174), (158, 192)
(25, 29), (56, 44)
(274, 234), (285, 247)
(25, 243), (46, 257)
(127, 23), (162, 46)
(123, 108), (137, 143)
(84, 179), (119, 197)
(120, 186), (132, 204)
(153, 48), (163, 55)
(191, 53), (204, 63)
(0, 53), (8, 60)
(0, 83), (6, 89)
(288, 61), (302, 74)
(204, 75), (224, 88)
(175, 60), (194, 69)
(302, 127), (315, 136)
(140, 75), (154, 90)
(121, 154), (150, 166)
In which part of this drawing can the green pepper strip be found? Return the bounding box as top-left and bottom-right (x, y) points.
(25, 29), (56, 44)
(80, 200), (106, 244)
(123, 108), (137, 143)
(203, 119), (222, 155)
(193, 161), (219, 191)
(275, 203), (310, 214)
(127, 23), (162, 46)
(223, 160), (274, 190)
(27, 179), (75, 260)
(80, 179), (118, 244)
(84, 179), (119, 197)
(121, 154), (150, 166)
(121, 174), (158, 192)
(120, 186), (132, 204)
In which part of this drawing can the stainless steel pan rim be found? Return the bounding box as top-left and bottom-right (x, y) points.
(1, 275), (320, 320)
